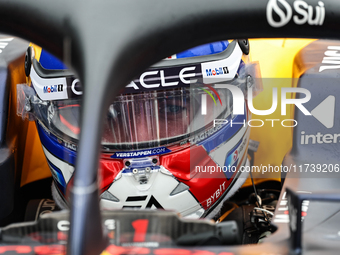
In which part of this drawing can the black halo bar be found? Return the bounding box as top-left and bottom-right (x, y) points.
(0, 0), (338, 254)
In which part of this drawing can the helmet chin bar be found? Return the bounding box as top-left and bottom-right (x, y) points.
(100, 156), (204, 218)
(123, 157), (160, 185)
(131, 166), (152, 185)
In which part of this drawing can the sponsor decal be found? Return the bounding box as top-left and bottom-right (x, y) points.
(224, 145), (239, 173)
(125, 65), (200, 92)
(68, 66), (200, 96)
(205, 66), (229, 76)
(206, 182), (226, 207)
(123, 195), (163, 209)
(111, 147), (171, 159)
(224, 138), (246, 179)
(30, 66), (68, 100)
(319, 46), (340, 72)
(43, 84), (63, 93)
(189, 123), (224, 144)
(125, 44), (241, 93)
(68, 44), (241, 95)
(233, 150), (238, 161)
(64, 141), (77, 151)
(201, 43), (242, 83)
(267, 0), (325, 28)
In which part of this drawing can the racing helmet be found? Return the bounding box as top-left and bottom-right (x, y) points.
(18, 40), (261, 219)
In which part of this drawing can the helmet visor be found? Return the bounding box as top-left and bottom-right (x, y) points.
(30, 84), (236, 151)
(18, 79), (244, 151)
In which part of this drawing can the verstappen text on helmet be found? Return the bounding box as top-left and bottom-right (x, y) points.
(111, 147), (171, 159)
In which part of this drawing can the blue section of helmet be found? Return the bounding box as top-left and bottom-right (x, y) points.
(38, 41), (229, 70)
(39, 49), (68, 70)
(176, 41), (229, 59)
(235, 59), (246, 78)
(46, 158), (67, 194)
(197, 106), (247, 153)
(223, 139), (242, 180)
(36, 121), (76, 166)
(238, 59), (245, 73)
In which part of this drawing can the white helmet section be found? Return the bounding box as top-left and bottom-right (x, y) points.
(101, 166), (204, 219)
(29, 42), (243, 101)
(30, 65), (68, 100)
